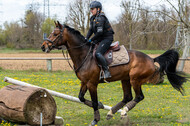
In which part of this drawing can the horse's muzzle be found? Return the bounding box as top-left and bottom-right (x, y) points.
(41, 45), (45, 52)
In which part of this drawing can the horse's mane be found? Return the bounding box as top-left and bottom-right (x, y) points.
(64, 24), (85, 42)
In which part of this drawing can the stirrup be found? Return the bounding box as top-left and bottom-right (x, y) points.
(99, 69), (110, 83)
(104, 70), (111, 79)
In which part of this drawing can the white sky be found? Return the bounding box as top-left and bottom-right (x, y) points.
(0, 0), (171, 26)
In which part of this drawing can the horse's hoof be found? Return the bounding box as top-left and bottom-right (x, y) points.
(106, 114), (113, 120)
(106, 110), (113, 120)
(121, 113), (127, 119)
(121, 114), (128, 119)
(98, 102), (104, 109)
(120, 110), (127, 119)
(89, 120), (97, 126)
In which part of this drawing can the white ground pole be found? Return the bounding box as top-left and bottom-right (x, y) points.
(4, 77), (122, 113)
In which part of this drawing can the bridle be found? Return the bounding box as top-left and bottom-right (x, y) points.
(62, 45), (92, 73)
(44, 28), (64, 50)
(44, 26), (92, 73)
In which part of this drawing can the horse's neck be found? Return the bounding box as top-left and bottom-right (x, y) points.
(66, 40), (91, 70)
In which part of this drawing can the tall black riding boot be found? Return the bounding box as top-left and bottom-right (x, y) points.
(96, 53), (111, 79)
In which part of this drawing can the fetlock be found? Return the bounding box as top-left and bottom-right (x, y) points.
(98, 101), (104, 109)
(94, 110), (100, 122)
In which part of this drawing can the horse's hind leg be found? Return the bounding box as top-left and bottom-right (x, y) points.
(107, 80), (133, 120)
(121, 82), (144, 117)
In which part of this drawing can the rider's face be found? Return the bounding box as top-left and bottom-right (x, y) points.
(90, 8), (98, 16)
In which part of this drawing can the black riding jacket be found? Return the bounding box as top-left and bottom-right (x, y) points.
(86, 12), (114, 43)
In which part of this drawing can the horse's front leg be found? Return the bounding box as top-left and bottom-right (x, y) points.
(78, 82), (104, 109)
(87, 82), (100, 126)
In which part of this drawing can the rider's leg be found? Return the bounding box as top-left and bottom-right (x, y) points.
(95, 39), (112, 79)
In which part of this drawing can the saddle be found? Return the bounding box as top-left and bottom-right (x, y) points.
(93, 41), (129, 67)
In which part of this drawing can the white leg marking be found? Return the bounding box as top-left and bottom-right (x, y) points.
(121, 106), (129, 116)
(106, 110), (113, 120)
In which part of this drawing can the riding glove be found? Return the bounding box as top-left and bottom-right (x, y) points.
(88, 39), (92, 43)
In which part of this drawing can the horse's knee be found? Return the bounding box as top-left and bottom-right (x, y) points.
(78, 93), (85, 102)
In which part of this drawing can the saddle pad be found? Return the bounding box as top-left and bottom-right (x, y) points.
(109, 45), (129, 67)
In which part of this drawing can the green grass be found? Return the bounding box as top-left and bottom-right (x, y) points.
(0, 48), (165, 54)
(0, 48), (61, 53)
(0, 70), (190, 126)
(138, 50), (165, 54)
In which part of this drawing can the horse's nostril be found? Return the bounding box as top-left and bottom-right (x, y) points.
(41, 45), (45, 51)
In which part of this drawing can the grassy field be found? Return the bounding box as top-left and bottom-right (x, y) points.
(0, 48), (61, 54)
(0, 70), (190, 126)
(0, 47), (165, 54)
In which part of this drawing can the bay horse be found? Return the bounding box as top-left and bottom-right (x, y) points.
(41, 21), (187, 126)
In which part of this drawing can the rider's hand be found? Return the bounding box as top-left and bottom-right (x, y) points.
(88, 39), (92, 43)
(91, 41), (96, 45)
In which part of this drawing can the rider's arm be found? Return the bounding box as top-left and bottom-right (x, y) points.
(90, 16), (105, 42)
(86, 17), (94, 39)
(86, 26), (93, 39)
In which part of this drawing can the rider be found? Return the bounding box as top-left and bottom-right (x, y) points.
(86, 1), (114, 79)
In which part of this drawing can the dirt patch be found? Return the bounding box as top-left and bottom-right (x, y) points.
(0, 53), (189, 73)
(0, 53), (72, 71)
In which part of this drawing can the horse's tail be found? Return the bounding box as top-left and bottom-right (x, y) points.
(153, 49), (188, 95)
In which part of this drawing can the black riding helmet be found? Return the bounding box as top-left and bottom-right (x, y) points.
(90, 1), (102, 11)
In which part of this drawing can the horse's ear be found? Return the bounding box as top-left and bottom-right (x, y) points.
(57, 21), (63, 29)
(54, 21), (58, 27)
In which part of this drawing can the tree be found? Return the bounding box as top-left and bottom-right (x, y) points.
(160, 0), (190, 71)
(116, 0), (142, 49)
(67, 0), (92, 35)
(41, 17), (57, 36)
(0, 27), (6, 46)
(23, 3), (44, 48)
(112, 0), (178, 50)
(3, 21), (23, 48)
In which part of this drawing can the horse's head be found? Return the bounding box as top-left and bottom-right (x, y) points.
(41, 21), (67, 53)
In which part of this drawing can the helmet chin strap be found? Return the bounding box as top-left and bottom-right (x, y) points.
(96, 8), (101, 15)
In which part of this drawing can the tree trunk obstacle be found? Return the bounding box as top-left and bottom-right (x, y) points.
(0, 85), (57, 125)
(3, 77), (122, 113)
(2, 77), (122, 125)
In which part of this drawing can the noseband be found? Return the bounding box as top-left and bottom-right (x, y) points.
(44, 28), (64, 50)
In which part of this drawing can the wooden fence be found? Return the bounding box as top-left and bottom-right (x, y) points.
(0, 57), (189, 71)
(0, 58), (70, 71)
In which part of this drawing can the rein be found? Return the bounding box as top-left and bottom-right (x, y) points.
(66, 42), (89, 51)
(45, 26), (92, 73)
(62, 44), (92, 73)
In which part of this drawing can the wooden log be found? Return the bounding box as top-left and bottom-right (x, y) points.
(4, 77), (122, 113)
(0, 85), (57, 125)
